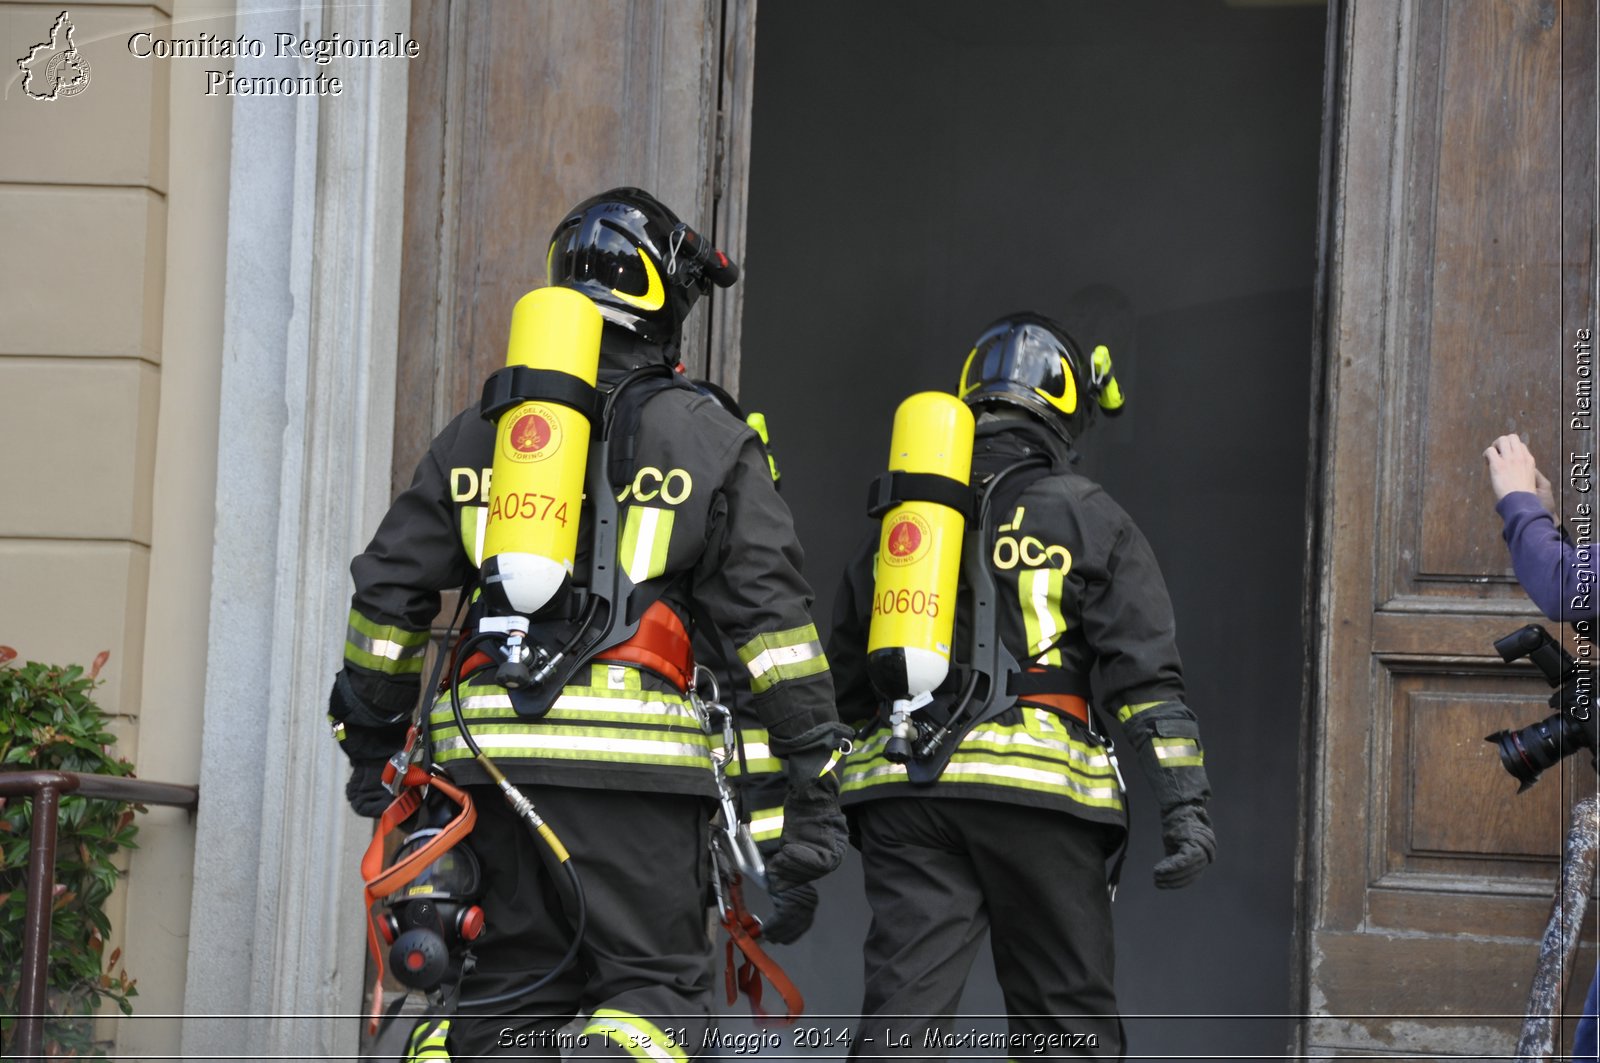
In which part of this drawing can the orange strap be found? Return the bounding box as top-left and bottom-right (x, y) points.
(358, 764), (476, 1035)
(1017, 690), (1089, 725)
(718, 875), (804, 1025)
(595, 600), (695, 694)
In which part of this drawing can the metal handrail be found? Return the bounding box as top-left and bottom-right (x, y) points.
(0, 769), (199, 1062)
(1518, 793), (1600, 1061)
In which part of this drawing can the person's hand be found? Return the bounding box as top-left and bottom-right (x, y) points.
(1484, 434), (1546, 504)
(345, 759), (393, 817)
(764, 747), (849, 894)
(760, 882), (820, 945)
(1153, 802), (1215, 890)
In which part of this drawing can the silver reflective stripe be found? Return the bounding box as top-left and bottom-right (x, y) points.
(960, 725), (1114, 771)
(745, 639), (824, 681)
(1155, 739), (1202, 762)
(843, 759), (1121, 802)
(748, 811), (784, 838)
(443, 692), (697, 721)
(431, 732), (712, 759)
(348, 628), (426, 663)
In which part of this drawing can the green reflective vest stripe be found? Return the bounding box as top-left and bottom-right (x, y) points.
(843, 709), (1124, 811)
(738, 624), (828, 694)
(620, 505), (676, 583)
(345, 608), (429, 676)
(404, 1019), (450, 1061)
(428, 672), (713, 770)
(723, 729), (781, 777)
(581, 1009), (688, 1063)
(1018, 566), (1067, 667)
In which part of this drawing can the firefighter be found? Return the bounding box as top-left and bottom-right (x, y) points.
(328, 187), (850, 1059)
(827, 312), (1216, 1058)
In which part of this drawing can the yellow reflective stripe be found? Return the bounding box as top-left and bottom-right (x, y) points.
(748, 807), (784, 841)
(1153, 736), (1204, 768)
(1117, 700), (1168, 723)
(620, 505), (675, 582)
(1019, 567), (1066, 666)
(738, 625), (828, 694)
(405, 1019), (451, 1061)
(430, 726), (713, 766)
(344, 609), (428, 675)
(459, 505), (488, 567)
(841, 714), (1123, 808)
(582, 1009), (687, 1063)
(611, 250), (667, 313)
(724, 733), (781, 777)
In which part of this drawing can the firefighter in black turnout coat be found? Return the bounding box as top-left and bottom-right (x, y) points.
(828, 313), (1216, 1059)
(327, 188), (850, 1058)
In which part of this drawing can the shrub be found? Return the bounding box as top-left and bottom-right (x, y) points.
(0, 649), (139, 1058)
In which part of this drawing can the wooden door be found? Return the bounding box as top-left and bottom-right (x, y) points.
(393, 0), (756, 494)
(1305, 0), (1597, 1055)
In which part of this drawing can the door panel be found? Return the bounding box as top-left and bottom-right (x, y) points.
(393, 0), (754, 496)
(1307, 0), (1596, 1054)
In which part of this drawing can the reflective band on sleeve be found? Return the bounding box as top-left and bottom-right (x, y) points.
(724, 730), (781, 777)
(1116, 699), (1169, 724)
(1152, 735), (1205, 768)
(737, 624), (829, 694)
(620, 505), (675, 583)
(344, 609), (428, 675)
(581, 1009), (688, 1063)
(748, 808), (784, 842)
(1019, 567), (1066, 666)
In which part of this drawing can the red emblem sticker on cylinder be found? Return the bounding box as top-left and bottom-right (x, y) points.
(882, 513), (931, 566)
(502, 402), (562, 463)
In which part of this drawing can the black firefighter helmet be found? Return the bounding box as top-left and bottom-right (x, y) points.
(957, 311), (1124, 445)
(546, 187), (738, 350)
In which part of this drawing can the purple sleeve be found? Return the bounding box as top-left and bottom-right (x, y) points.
(1496, 492), (1593, 621)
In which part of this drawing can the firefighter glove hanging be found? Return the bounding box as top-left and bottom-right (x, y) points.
(764, 726), (852, 894)
(345, 760), (393, 818)
(1153, 802), (1215, 890)
(761, 882), (820, 946)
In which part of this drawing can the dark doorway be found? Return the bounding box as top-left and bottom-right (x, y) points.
(735, 1), (1328, 1057)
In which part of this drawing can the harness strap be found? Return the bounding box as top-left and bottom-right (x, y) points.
(479, 364), (599, 424)
(866, 469), (975, 521)
(1008, 668), (1090, 725)
(594, 600), (695, 694)
(359, 766), (477, 1035)
(719, 875), (804, 1025)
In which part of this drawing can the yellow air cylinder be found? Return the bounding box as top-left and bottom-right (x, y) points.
(481, 287), (602, 616)
(866, 392), (974, 705)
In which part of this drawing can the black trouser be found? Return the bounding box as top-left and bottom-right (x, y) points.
(444, 784), (714, 1060)
(850, 797), (1124, 1061)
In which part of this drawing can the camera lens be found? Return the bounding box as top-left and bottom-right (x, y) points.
(1487, 711), (1587, 791)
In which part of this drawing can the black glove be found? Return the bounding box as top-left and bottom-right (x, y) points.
(328, 668), (411, 762)
(764, 741), (849, 895)
(345, 759), (394, 818)
(1153, 801), (1215, 889)
(760, 882), (819, 946)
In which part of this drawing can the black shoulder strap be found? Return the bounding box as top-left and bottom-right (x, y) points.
(905, 453), (1053, 785)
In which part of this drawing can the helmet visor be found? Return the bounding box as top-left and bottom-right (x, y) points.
(962, 324), (1078, 415)
(548, 221), (657, 297)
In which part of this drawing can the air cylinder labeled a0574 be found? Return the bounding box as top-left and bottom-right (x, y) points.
(866, 391), (974, 709)
(480, 286), (602, 616)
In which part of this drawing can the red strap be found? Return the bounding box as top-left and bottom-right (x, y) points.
(595, 600), (695, 693)
(718, 875), (804, 1025)
(358, 765), (476, 1035)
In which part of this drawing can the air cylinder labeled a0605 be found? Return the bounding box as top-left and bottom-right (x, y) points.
(866, 391), (974, 703)
(480, 286), (602, 615)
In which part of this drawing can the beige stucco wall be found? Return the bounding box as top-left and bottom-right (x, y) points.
(0, 0), (232, 1056)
